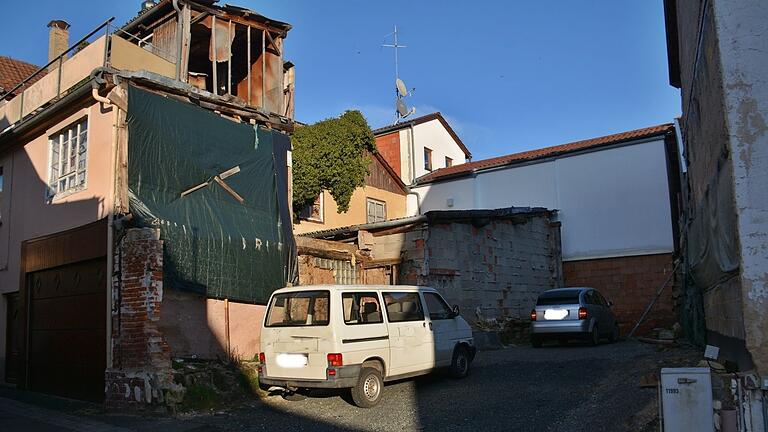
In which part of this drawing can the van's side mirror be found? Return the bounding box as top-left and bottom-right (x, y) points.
(452, 305), (460, 317)
(607, 300), (614, 307)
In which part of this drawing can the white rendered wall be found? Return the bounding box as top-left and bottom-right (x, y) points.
(398, 119), (468, 184)
(412, 138), (674, 261)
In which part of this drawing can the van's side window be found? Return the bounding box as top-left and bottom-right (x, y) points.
(423, 292), (453, 320)
(342, 292), (383, 325)
(383, 292), (425, 322)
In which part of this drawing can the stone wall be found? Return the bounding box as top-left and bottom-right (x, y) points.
(400, 214), (562, 321)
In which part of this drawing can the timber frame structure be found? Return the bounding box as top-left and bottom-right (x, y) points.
(120, 0), (295, 120)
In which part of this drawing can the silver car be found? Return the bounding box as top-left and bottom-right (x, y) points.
(530, 287), (619, 347)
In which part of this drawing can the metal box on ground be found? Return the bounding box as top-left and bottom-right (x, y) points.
(660, 367), (714, 432)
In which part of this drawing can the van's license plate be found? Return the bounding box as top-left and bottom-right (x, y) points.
(544, 309), (568, 320)
(276, 353), (308, 368)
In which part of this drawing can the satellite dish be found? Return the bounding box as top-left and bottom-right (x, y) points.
(396, 78), (409, 97)
(397, 99), (409, 117)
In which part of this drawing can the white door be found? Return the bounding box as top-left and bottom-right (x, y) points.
(262, 290), (332, 380)
(382, 291), (434, 376)
(422, 291), (460, 367)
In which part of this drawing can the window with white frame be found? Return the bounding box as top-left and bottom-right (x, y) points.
(366, 198), (386, 223)
(48, 118), (88, 199)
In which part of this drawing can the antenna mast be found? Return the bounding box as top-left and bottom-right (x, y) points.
(383, 26), (415, 122)
(382, 25), (405, 81)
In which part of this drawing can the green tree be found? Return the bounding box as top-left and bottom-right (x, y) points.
(292, 110), (376, 213)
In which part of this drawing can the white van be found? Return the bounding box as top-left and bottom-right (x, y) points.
(258, 285), (476, 407)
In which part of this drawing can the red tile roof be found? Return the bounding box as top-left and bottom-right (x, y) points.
(415, 123), (675, 185)
(0, 56), (43, 100)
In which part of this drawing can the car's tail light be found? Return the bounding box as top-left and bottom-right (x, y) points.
(530, 309), (537, 321)
(328, 369), (337, 377)
(578, 307), (588, 320)
(327, 353), (343, 367)
(258, 352), (265, 373)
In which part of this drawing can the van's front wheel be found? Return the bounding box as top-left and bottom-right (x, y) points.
(450, 346), (471, 378)
(351, 367), (383, 408)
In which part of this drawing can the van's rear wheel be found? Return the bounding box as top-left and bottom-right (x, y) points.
(351, 367), (383, 408)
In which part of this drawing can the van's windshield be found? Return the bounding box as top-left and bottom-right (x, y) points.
(265, 290), (330, 327)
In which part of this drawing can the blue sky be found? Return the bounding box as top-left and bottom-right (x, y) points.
(1, 1), (680, 161)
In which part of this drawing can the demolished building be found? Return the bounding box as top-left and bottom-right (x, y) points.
(0, 0), (297, 408)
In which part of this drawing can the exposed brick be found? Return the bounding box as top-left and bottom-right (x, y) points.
(106, 228), (173, 410)
(563, 253), (676, 336)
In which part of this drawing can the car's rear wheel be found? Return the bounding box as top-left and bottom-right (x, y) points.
(531, 335), (543, 348)
(351, 367), (383, 408)
(608, 324), (620, 343)
(450, 346), (471, 378)
(590, 325), (600, 346)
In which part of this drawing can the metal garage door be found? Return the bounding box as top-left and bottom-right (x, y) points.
(27, 257), (107, 402)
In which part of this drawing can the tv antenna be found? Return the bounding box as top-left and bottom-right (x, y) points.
(383, 26), (415, 122)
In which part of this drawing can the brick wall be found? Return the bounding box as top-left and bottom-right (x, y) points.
(375, 132), (401, 177)
(563, 253), (676, 335)
(106, 228), (176, 409)
(400, 215), (562, 321)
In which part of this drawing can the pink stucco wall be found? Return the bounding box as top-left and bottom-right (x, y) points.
(0, 100), (115, 380)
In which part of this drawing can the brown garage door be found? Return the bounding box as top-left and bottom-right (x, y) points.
(27, 258), (106, 402)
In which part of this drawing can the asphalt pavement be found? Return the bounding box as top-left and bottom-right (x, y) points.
(0, 340), (701, 432)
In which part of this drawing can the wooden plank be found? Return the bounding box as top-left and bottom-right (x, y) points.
(211, 15), (217, 95)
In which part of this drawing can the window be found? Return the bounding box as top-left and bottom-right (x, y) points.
(366, 198), (386, 223)
(265, 290), (330, 327)
(536, 289), (581, 306)
(299, 194), (323, 222)
(48, 118), (88, 200)
(424, 147), (432, 171)
(342, 292), (383, 325)
(445, 156), (453, 168)
(383, 292), (424, 322)
(424, 292), (453, 320)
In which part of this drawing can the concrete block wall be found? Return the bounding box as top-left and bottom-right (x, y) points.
(563, 253), (676, 335)
(106, 228), (174, 408)
(401, 215), (562, 321)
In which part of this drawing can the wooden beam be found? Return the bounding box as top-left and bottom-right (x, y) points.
(211, 15), (217, 95)
(247, 25), (252, 105)
(264, 30), (281, 56)
(261, 29), (266, 109)
(227, 20), (232, 95)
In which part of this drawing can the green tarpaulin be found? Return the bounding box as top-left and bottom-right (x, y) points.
(127, 85), (296, 303)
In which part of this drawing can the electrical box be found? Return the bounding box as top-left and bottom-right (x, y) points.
(660, 367), (714, 432)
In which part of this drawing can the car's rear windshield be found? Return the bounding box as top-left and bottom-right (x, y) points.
(265, 290), (330, 327)
(536, 290), (581, 306)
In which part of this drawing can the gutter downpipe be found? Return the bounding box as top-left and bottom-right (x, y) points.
(409, 122), (416, 185)
(406, 188), (421, 216)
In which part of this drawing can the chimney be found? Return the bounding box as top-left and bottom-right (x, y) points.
(47, 20), (71, 65)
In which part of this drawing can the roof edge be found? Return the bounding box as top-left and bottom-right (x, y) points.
(414, 123), (674, 185)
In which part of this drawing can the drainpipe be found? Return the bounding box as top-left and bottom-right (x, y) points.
(406, 189), (421, 216)
(409, 122), (416, 185)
